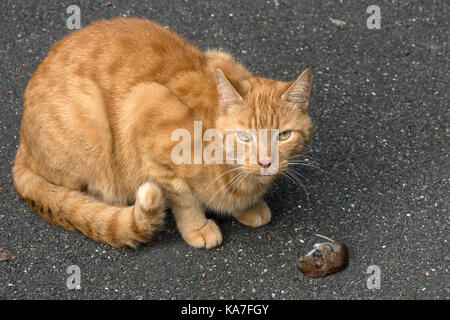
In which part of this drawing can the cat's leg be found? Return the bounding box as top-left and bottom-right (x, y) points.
(119, 82), (221, 249)
(170, 193), (222, 249)
(234, 200), (271, 227)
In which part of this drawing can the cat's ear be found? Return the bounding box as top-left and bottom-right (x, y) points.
(215, 68), (243, 113)
(282, 67), (313, 112)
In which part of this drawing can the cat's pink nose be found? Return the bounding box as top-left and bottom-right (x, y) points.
(258, 159), (272, 168)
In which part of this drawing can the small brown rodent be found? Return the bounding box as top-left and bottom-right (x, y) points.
(296, 234), (348, 278)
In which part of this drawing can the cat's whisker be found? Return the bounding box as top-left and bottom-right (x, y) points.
(205, 166), (242, 193)
(217, 170), (249, 211)
(215, 172), (243, 211)
(205, 170), (245, 210)
(287, 161), (329, 176)
(231, 171), (248, 194)
(287, 151), (314, 161)
(285, 172), (311, 211)
(281, 170), (300, 192)
(288, 159), (316, 163)
(283, 168), (311, 210)
(215, 170), (248, 212)
(285, 167), (310, 182)
(210, 170), (244, 200)
(288, 159), (317, 164)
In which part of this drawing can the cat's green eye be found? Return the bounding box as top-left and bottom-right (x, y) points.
(237, 130), (252, 142)
(278, 131), (292, 141)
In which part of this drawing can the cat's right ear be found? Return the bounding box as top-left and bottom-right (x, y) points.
(215, 68), (243, 113)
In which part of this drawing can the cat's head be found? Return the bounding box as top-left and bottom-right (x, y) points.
(215, 68), (313, 183)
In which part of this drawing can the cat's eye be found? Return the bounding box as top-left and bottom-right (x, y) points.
(278, 131), (292, 141)
(237, 130), (252, 142)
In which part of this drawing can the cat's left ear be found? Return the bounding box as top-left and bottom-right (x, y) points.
(215, 68), (243, 113)
(282, 67), (313, 112)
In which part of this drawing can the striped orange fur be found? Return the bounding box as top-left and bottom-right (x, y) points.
(13, 18), (313, 248)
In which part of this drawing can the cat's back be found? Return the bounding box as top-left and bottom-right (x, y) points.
(26, 17), (205, 100)
(20, 18), (207, 191)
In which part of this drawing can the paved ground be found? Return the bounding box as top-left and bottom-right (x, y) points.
(0, 0), (448, 300)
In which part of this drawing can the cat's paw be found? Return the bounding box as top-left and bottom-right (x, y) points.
(181, 219), (222, 249)
(236, 201), (271, 227)
(136, 182), (164, 213)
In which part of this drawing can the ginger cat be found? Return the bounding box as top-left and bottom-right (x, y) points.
(13, 18), (313, 248)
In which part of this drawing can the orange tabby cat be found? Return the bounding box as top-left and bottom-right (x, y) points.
(13, 18), (313, 248)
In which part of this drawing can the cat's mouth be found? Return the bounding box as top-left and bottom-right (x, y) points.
(244, 164), (285, 179)
(252, 170), (279, 181)
(257, 172), (277, 176)
(252, 173), (277, 185)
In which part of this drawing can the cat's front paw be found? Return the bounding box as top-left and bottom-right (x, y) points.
(181, 219), (222, 249)
(236, 201), (271, 227)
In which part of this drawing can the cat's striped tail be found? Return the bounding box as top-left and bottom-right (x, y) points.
(12, 149), (166, 248)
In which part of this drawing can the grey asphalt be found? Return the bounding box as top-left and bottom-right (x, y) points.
(0, 0), (448, 300)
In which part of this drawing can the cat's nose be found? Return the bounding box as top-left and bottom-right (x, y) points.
(258, 159), (272, 168)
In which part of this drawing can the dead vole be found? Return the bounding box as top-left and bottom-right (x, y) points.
(297, 234), (348, 278)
